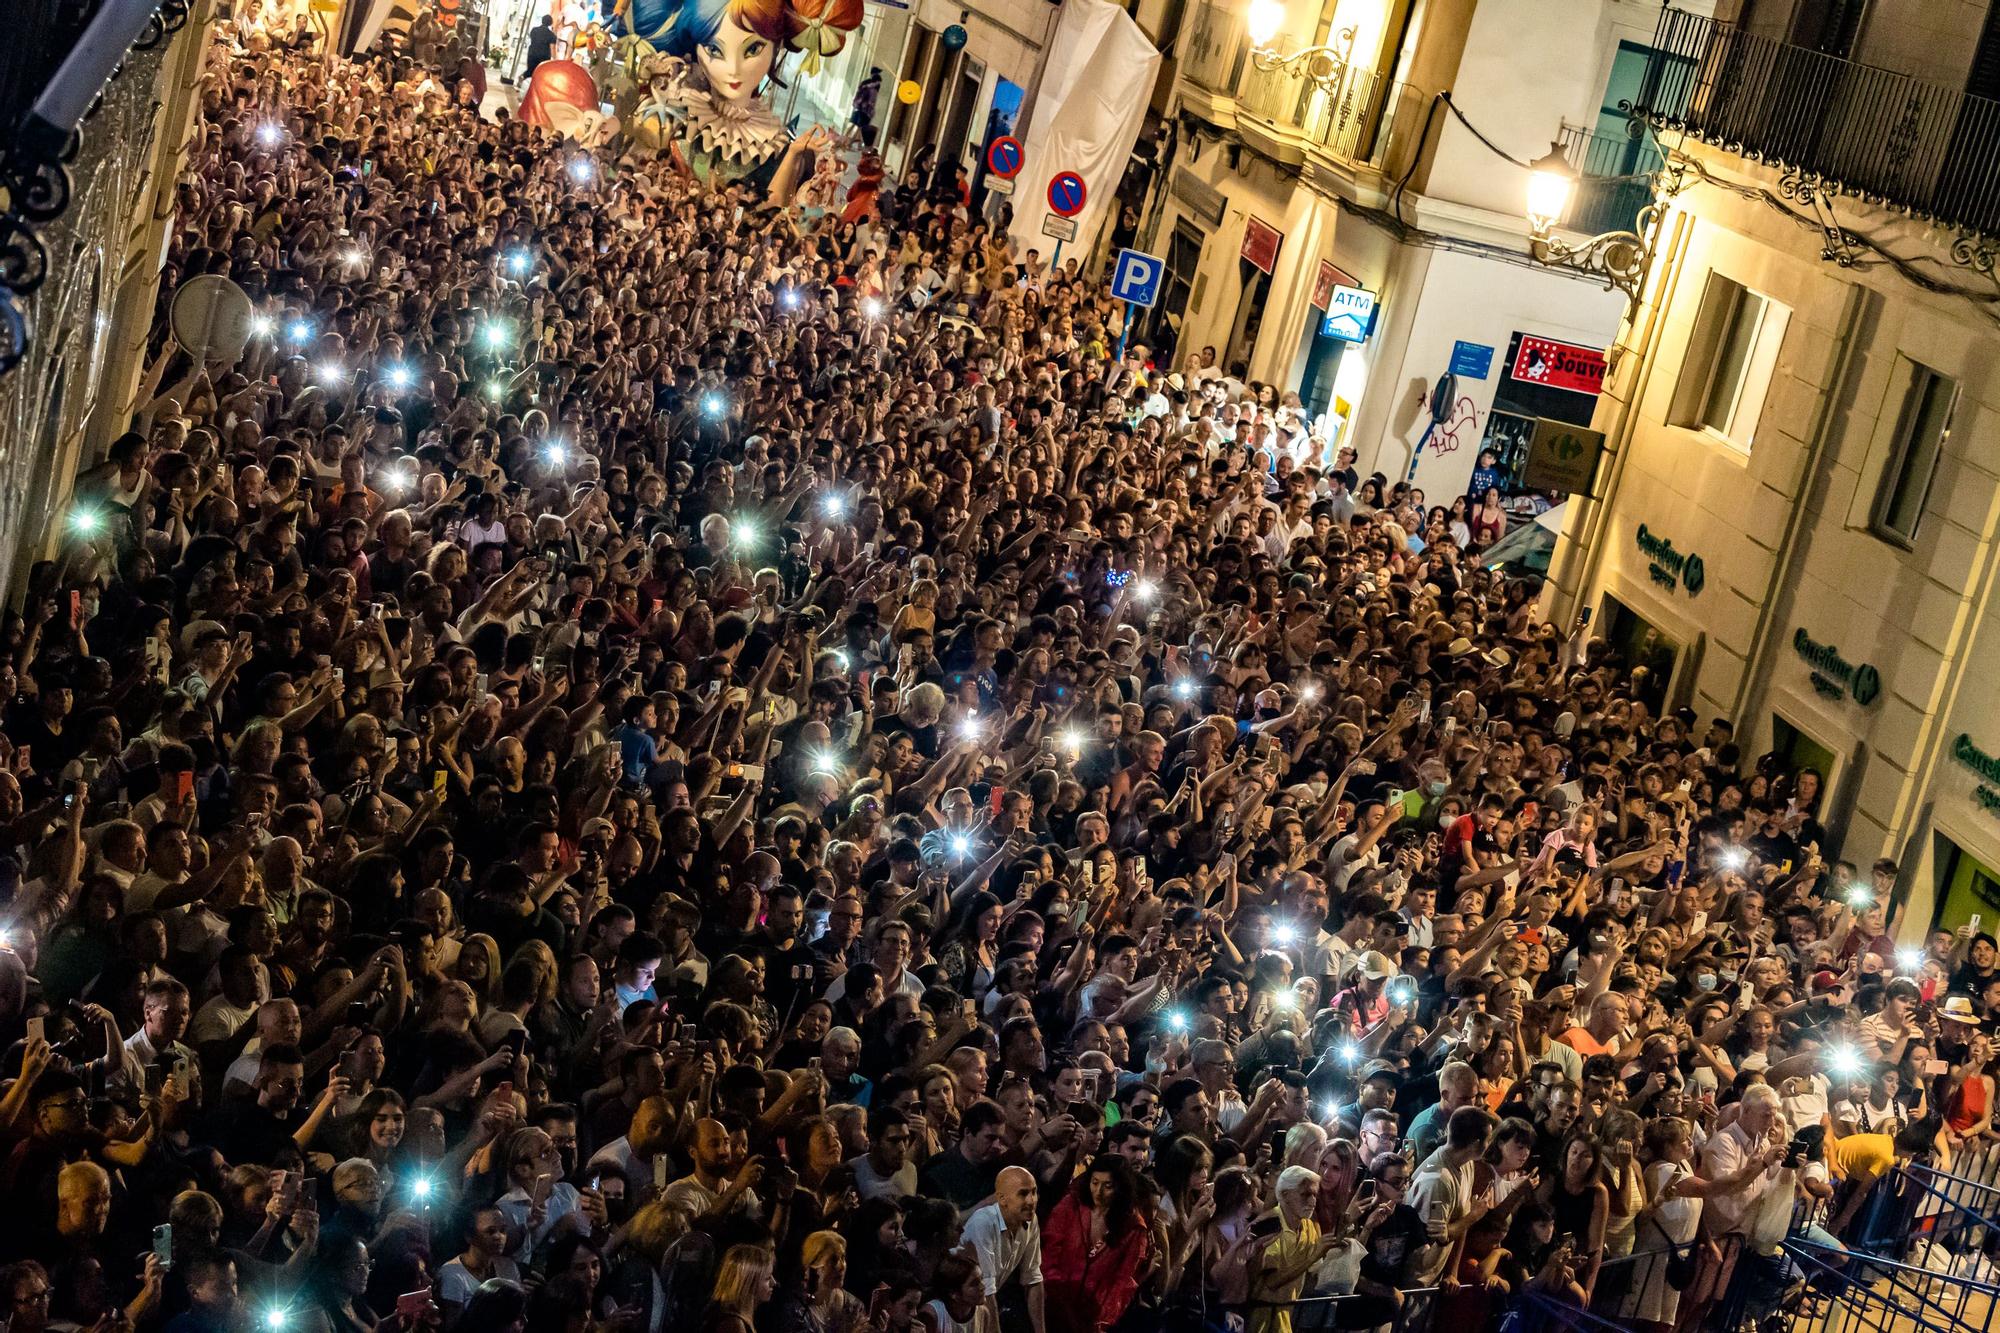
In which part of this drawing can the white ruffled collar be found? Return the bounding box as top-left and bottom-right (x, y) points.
(647, 56), (789, 166)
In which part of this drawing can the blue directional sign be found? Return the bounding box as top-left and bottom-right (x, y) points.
(1450, 340), (1494, 379)
(1110, 249), (1165, 308)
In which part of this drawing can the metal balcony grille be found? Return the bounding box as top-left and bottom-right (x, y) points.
(1636, 6), (2000, 239)
(1556, 123), (1661, 236)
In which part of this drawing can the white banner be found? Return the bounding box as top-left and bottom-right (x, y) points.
(1006, 0), (1160, 264)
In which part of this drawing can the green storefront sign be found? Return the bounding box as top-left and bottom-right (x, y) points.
(1953, 733), (2000, 814)
(1635, 524), (1705, 596)
(1793, 627), (1880, 706)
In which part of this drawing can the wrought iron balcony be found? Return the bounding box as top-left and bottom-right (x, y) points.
(1555, 123), (1662, 237)
(1236, 61), (1405, 165)
(1636, 5), (2000, 243)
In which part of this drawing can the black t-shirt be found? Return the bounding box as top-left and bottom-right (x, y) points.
(878, 713), (942, 761)
(755, 933), (820, 1014)
(1748, 829), (1800, 870)
(1359, 1203), (1429, 1288)
(918, 1148), (998, 1215)
(201, 1100), (306, 1167)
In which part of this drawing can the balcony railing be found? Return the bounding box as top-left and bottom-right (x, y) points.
(1556, 123), (1661, 236)
(1636, 6), (2000, 240)
(1236, 61), (1403, 165)
(1175, 4), (1410, 171)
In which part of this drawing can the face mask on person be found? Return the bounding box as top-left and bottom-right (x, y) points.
(1437, 812), (1456, 831)
(1426, 780), (1448, 797)
(1695, 973), (1717, 991)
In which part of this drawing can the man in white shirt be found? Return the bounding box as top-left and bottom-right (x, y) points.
(826, 920), (923, 1004)
(1699, 1084), (1789, 1237)
(188, 945), (268, 1044)
(1400, 884), (1438, 949)
(1858, 979), (1922, 1062)
(849, 1107), (919, 1200)
(118, 977), (196, 1094)
(964, 1166), (1045, 1333)
(1407, 1106), (1496, 1285)
(661, 1116), (763, 1222)
(1326, 799), (1395, 892)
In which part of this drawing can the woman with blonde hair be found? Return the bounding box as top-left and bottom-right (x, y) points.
(708, 1244), (776, 1333)
(452, 933), (503, 1008)
(602, 1199), (692, 1329)
(506, 939), (560, 1006)
(784, 1232), (867, 1333)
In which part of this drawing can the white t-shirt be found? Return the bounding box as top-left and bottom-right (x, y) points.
(437, 1255), (519, 1307)
(1325, 833), (1380, 892)
(496, 1180), (593, 1256)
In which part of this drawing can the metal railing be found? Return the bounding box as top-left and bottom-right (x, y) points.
(1555, 123), (1660, 237)
(1637, 5), (2000, 239)
(1173, 4), (1411, 171)
(1236, 63), (1415, 169)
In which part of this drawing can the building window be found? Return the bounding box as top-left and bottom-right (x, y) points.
(1676, 273), (1788, 451)
(1872, 361), (1957, 546)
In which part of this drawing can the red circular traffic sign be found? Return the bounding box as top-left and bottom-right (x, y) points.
(986, 136), (1024, 179)
(1047, 170), (1087, 217)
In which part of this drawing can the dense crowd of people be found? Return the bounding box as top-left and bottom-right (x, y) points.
(0, 12), (1984, 1333)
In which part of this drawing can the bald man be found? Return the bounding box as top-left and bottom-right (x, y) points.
(962, 1165), (1045, 1333)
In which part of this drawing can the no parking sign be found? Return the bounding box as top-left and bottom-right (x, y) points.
(1047, 170), (1087, 217)
(986, 136), (1023, 180)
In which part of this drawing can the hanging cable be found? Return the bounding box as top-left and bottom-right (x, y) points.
(1439, 89), (1540, 169)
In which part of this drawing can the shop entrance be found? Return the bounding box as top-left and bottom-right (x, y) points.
(1599, 593), (1679, 712)
(1297, 323), (1346, 421)
(1770, 714), (1837, 790)
(1226, 259), (1272, 370)
(1144, 221), (1203, 360)
(1931, 833), (2000, 933)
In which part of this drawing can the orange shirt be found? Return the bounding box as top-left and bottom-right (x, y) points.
(1557, 1026), (1609, 1059)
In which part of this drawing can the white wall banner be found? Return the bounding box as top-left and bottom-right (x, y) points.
(1005, 0), (1160, 264)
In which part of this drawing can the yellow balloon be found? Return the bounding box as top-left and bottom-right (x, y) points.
(897, 80), (921, 105)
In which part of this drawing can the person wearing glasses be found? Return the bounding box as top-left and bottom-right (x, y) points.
(2, 1261), (52, 1333)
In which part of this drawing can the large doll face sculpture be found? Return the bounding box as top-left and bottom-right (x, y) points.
(696, 12), (778, 105)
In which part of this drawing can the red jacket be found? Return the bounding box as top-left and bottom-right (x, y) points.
(1039, 1194), (1150, 1333)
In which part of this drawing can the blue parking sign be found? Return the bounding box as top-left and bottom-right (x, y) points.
(1110, 249), (1165, 309)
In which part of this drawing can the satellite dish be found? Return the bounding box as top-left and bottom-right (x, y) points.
(169, 274), (255, 368)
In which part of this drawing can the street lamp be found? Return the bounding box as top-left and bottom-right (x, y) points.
(1244, 0), (1356, 90)
(1523, 140), (1654, 315)
(1246, 0), (1284, 45)
(1524, 144), (1577, 234)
